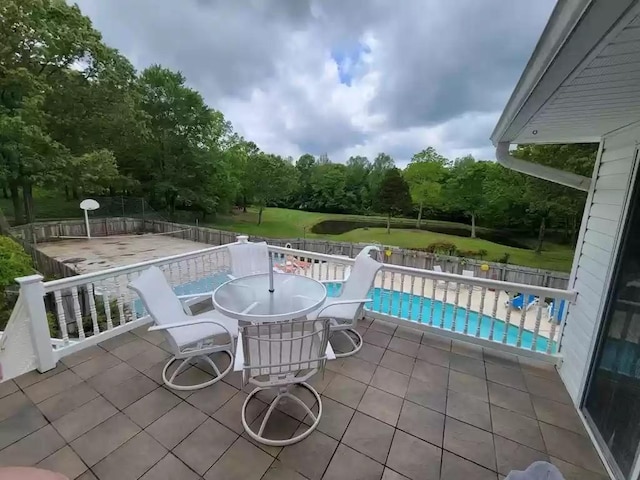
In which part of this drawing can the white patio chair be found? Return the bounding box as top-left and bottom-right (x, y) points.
(227, 240), (272, 278)
(462, 269), (475, 289)
(237, 318), (331, 446)
(307, 252), (382, 357)
(433, 265), (450, 288)
(129, 266), (237, 391)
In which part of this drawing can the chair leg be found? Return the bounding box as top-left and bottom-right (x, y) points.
(332, 328), (363, 358)
(162, 350), (233, 391)
(241, 382), (322, 446)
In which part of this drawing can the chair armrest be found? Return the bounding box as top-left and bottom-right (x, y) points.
(177, 293), (212, 300)
(315, 298), (372, 318)
(149, 319), (236, 353)
(320, 279), (345, 285)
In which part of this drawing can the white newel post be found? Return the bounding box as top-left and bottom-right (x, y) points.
(16, 275), (57, 373)
(237, 235), (248, 244)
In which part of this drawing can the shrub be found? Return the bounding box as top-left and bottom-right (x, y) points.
(0, 236), (33, 329)
(495, 253), (511, 264)
(425, 242), (458, 255)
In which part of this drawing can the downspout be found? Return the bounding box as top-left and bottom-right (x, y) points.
(495, 142), (591, 192)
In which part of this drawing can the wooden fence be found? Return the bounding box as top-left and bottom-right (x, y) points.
(8, 218), (571, 289)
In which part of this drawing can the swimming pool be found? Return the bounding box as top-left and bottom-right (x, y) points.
(166, 273), (555, 353)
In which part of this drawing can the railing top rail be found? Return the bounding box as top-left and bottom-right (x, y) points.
(267, 245), (576, 302)
(42, 241), (238, 292)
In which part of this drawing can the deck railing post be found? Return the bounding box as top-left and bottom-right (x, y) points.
(237, 235), (249, 244)
(16, 274), (57, 373)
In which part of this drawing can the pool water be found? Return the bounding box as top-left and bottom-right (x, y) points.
(164, 273), (554, 353)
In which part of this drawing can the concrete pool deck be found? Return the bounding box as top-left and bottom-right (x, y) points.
(37, 235), (211, 274)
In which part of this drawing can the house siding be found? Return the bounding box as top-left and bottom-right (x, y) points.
(559, 123), (640, 404)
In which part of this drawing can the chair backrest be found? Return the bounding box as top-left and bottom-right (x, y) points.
(128, 266), (187, 326)
(241, 319), (330, 383)
(339, 253), (382, 301)
(228, 241), (270, 278)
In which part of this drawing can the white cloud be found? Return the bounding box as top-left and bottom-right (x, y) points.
(74, 0), (555, 165)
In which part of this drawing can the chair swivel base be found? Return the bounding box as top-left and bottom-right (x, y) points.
(162, 350), (233, 391)
(331, 328), (363, 358)
(242, 382), (322, 446)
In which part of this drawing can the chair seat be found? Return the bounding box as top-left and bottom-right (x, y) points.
(167, 310), (238, 348)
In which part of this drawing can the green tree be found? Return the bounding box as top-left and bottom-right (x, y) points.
(344, 156), (371, 214)
(404, 147), (448, 228)
(309, 163), (351, 213)
(368, 153), (395, 210)
(246, 153), (293, 225)
(445, 156), (487, 238)
(138, 66), (232, 219)
(513, 144), (596, 252)
(0, 0), (106, 223)
(376, 167), (412, 233)
(295, 153), (316, 209)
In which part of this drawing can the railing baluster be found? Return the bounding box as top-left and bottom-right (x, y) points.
(102, 289), (114, 330)
(389, 272), (396, 315)
(516, 294), (529, 348)
(87, 283), (100, 336)
(408, 275), (415, 320)
(502, 294), (513, 345)
(126, 273), (137, 320)
(531, 301), (544, 352)
(71, 286), (85, 340)
(451, 282), (461, 332)
(489, 290), (499, 341)
(428, 277), (436, 326)
(439, 282), (449, 328)
(547, 297), (559, 354)
(116, 290), (126, 326)
(399, 274), (405, 318)
(475, 287), (487, 338)
(463, 285), (473, 335)
(380, 268), (387, 314)
(418, 276), (426, 324)
(53, 290), (69, 344)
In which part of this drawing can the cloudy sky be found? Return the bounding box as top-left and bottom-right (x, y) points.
(75, 0), (555, 165)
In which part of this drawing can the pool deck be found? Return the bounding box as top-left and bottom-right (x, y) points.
(37, 236), (211, 274)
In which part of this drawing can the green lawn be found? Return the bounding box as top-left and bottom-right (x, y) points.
(0, 194), (575, 272)
(208, 208), (574, 272)
(332, 228), (574, 271)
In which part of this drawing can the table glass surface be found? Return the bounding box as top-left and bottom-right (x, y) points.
(212, 273), (326, 322)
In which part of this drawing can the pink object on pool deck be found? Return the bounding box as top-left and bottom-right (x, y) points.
(0, 467), (68, 480)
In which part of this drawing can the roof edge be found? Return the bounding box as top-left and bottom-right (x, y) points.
(490, 0), (593, 145)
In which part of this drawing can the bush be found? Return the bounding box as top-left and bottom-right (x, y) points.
(495, 253), (511, 264)
(425, 242), (458, 255)
(0, 236), (33, 329)
(0, 236), (33, 289)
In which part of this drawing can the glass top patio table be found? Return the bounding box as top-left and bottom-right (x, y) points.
(211, 272), (327, 323)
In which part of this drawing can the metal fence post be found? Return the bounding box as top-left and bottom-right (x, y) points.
(15, 275), (57, 373)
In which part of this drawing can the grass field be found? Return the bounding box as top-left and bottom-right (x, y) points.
(209, 208), (574, 272)
(0, 194), (575, 272)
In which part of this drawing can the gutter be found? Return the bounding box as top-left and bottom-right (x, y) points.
(495, 143), (591, 192)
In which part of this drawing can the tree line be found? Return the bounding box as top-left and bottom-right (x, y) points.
(0, 0), (597, 253)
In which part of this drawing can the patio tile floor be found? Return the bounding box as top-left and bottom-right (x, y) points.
(0, 320), (609, 479)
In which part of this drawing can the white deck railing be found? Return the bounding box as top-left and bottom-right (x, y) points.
(0, 238), (576, 381)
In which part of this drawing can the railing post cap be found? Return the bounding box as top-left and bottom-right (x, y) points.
(237, 235), (249, 243)
(15, 274), (44, 285)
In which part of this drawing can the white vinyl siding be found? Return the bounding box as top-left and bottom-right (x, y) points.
(559, 124), (639, 403)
